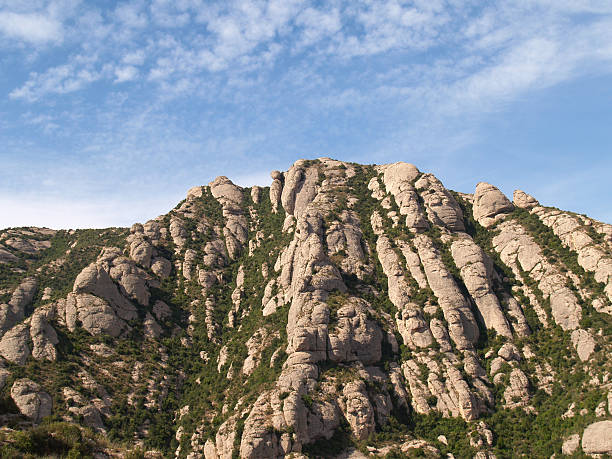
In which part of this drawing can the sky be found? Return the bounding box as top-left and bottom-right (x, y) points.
(1, 0), (611, 229)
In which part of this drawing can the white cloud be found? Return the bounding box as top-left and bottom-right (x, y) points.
(0, 11), (62, 43)
(114, 65), (138, 82)
(9, 60), (102, 101)
(115, 0), (148, 29)
(122, 49), (146, 65)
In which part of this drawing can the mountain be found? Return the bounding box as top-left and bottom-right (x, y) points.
(0, 158), (611, 458)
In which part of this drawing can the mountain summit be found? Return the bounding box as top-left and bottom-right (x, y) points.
(0, 158), (611, 458)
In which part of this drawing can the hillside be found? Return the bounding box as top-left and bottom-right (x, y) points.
(0, 158), (611, 458)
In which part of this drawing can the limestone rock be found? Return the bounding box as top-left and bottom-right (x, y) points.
(377, 162), (429, 230)
(0, 323), (31, 365)
(210, 176), (248, 260)
(414, 234), (479, 349)
(340, 380), (375, 441)
(582, 420), (612, 454)
(4, 238), (51, 255)
(531, 206), (612, 303)
(414, 173), (465, 231)
(251, 186), (262, 204)
(9, 277), (38, 312)
(0, 246), (18, 264)
(0, 277), (37, 335)
(153, 300), (172, 322)
(327, 298), (382, 365)
(493, 221), (582, 330)
(210, 176), (243, 207)
(451, 236), (512, 338)
(170, 217), (188, 248)
(11, 378), (52, 423)
(73, 260), (138, 320)
(562, 433), (580, 455)
(571, 329), (596, 361)
(151, 257), (172, 278)
(375, 233), (432, 349)
(187, 186), (203, 200)
(503, 368), (530, 409)
(144, 312), (163, 339)
(64, 293), (127, 337)
(281, 162), (320, 218)
(513, 190), (539, 209)
(270, 171), (283, 213)
(473, 182), (514, 228)
(30, 306), (59, 361)
(128, 235), (154, 267)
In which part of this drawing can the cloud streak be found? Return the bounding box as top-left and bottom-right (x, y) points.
(1, 1), (612, 228)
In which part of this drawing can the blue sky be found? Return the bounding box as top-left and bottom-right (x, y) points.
(1, 0), (611, 229)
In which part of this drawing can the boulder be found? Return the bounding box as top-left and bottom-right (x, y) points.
(64, 293), (127, 337)
(151, 257), (172, 278)
(0, 323), (31, 365)
(414, 174), (465, 231)
(582, 420), (612, 454)
(571, 329), (596, 361)
(0, 277), (38, 335)
(73, 261), (138, 319)
(251, 186), (262, 204)
(513, 190), (539, 209)
(30, 307), (59, 361)
(561, 434), (580, 455)
(11, 378), (52, 423)
(473, 182), (514, 227)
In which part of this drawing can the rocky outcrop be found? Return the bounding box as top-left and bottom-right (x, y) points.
(374, 230), (432, 349)
(270, 171), (283, 213)
(30, 306), (59, 361)
(450, 236), (513, 338)
(561, 433), (580, 455)
(473, 182), (514, 228)
(281, 161), (320, 218)
(503, 368), (530, 409)
(571, 329), (596, 361)
(73, 252), (139, 319)
(327, 298), (382, 364)
(0, 277), (38, 336)
(11, 378), (53, 423)
(0, 246), (18, 264)
(4, 238), (51, 255)
(1, 158), (611, 459)
(340, 380), (375, 440)
(531, 205), (612, 303)
(582, 420), (612, 454)
(376, 162), (428, 230)
(493, 220), (582, 330)
(513, 190), (539, 209)
(414, 234), (479, 349)
(62, 293), (127, 337)
(414, 174), (465, 231)
(0, 323), (31, 364)
(210, 176), (248, 260)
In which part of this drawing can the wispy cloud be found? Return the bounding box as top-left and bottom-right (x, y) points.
(0, 11), (63, 44)
(2, 0), (612, 228)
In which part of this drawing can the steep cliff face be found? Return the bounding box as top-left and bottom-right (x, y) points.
(0, 159), (611, 458)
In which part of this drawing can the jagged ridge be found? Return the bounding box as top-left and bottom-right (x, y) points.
(0, 158), (611, 458)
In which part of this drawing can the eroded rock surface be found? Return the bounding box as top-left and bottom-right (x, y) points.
(11, 378), (53, 423)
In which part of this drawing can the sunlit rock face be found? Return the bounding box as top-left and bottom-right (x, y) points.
(0, 158), (611, 459)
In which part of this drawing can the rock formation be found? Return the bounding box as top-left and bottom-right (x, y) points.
(0, 158), (609, 459)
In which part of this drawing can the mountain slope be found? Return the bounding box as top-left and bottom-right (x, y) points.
(0, 158), (611, 458)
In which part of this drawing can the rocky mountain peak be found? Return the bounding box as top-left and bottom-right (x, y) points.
(0, 158), (610, 458)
